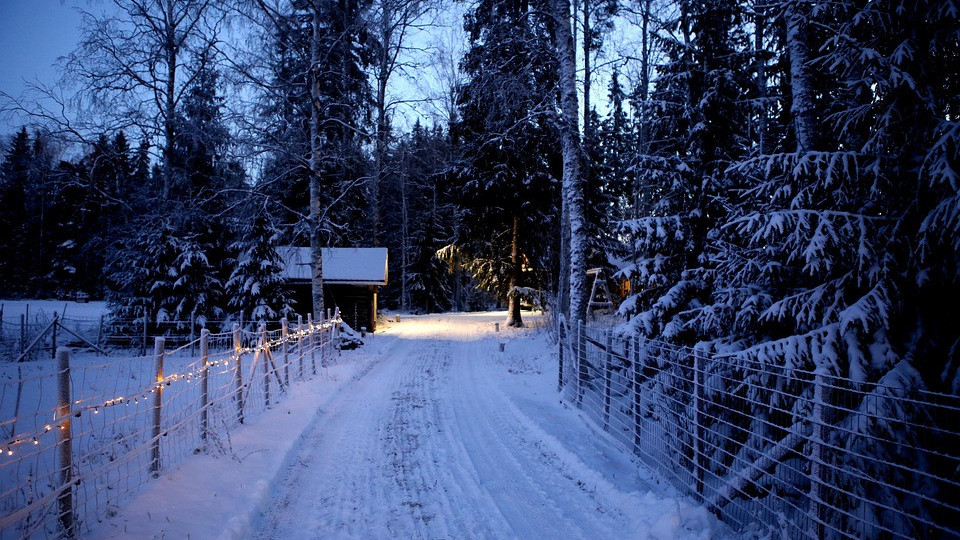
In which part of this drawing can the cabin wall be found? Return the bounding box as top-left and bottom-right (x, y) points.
(287, 281), (378, 332)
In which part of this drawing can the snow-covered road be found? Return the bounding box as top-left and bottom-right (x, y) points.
(253, 313), (718, 539)
(88, 312), (722, 539)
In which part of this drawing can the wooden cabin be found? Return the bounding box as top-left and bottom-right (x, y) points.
(279, 247), (388, 332)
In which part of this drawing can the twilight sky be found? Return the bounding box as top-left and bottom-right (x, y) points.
(0, 0), (83, 134)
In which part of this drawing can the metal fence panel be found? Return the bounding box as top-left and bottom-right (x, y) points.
(0, 317), (340, 539)
(556, 321), (960, 539)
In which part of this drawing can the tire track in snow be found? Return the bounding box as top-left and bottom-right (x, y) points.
(378, 339), (491, 539)
(254, 315), (663, 539)
(444, 337), (635, 539)
(253, 339), (410, 538)
(254, 336), (502, 539)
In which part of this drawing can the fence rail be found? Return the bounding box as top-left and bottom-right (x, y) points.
(0, 311), (280, 361)
(0, 313), (340, 539)
(557, 319), (960, 539)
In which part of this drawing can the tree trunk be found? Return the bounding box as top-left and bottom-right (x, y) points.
(754, 2), (768, 155)
(163, 0), (177, 199)
(400, 151), (409, 312)
(559, 181), (570, 316)
(582, 0), (592, 140)
(554, 0), (587, 325)
(372, 1), (393, 246)
(784, 1), (818, 152)
(507, 214), (524, 327)
(309, 1), (326, 319)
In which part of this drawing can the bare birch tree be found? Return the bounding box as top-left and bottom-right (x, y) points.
(308, 0), (372, 318)
(64, 0), (223, 198)
(553, 0), (588, 325)
(369, 0), (435, 246)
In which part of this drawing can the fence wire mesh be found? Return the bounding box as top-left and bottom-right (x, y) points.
(0, 317), (340, 539)
(557, 320), (960, 539)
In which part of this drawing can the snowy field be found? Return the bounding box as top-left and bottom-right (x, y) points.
(77, 311), (725, 539)
(0, 300), (109, 323)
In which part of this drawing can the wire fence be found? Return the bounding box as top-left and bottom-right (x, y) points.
(0, 314), (340, 539)
(0, 308), (263, 361)
(557, 319), (960, 539)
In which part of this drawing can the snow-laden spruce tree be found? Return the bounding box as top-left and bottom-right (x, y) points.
(594, 71), (636, 228)
(617, 0), (750, 343)
(610, 0), (753, 498)
(697, 0), (960, 534)
(106, 221), (180, 332)
(227, 202), (295, 325)
(449, 0), (561, 327)
(382, 123), (456, 313)
(167, 225), (223, 328)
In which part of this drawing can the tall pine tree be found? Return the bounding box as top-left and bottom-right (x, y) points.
(450, 0), (561, 327)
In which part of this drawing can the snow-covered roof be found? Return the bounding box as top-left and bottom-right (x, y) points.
(279, 247), (388, 286)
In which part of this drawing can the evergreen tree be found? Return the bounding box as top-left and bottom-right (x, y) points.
(658, 0), (960, 533)
(595, 70), (634, 226)
(106, 220), (180, 331)
(382, 122), (456, 313)
(618, 0), (751, 343)
(105, 64), (242, 327)
(259, 2), (313, 242)
(168, 224), (222, 327)
(227, 200), (295, 323)
(450, 0), (561, 327)
(254, 0), (374, 250)
(0, 128), (35, 296)
(169, 64), (243, 324)
(593, 70), (636, 285)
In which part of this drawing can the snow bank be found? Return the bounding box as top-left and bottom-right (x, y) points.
(84, 359), (378, 540)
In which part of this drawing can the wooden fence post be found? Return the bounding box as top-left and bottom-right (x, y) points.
(56, 347), (75, 538)
(633, 335), (643, 454)
(325, 311), (332, 367)
(693, 350), (705, 498)
(200, 329), (210, 446)
(151, 337), (164, 477)
(325, 309), (332, 367)
(807, 368), (828, 537)
(603, 330), (613, 431)
(97, 315), (104, 353)
(281, 317), (290, 388)
(20, 314), (25, 355)
(297, 315), (304, 380)
(233, 323), (244, 424)
(308, 313), (317, 375)
(335, 308), (342, 356)
(51, 312), (58, 359)
(190, 310), (196, 357)
(260, 324), (270, 407)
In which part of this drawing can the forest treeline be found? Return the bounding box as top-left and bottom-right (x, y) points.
(1, 0), (958, 534)
(0, 0), (958, 392)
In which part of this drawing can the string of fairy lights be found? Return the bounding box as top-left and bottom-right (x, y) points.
(1, 320), (336, 458)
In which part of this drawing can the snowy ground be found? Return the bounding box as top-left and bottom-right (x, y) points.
(85, 311), (724, 539)
(0, 298), (108, 323)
